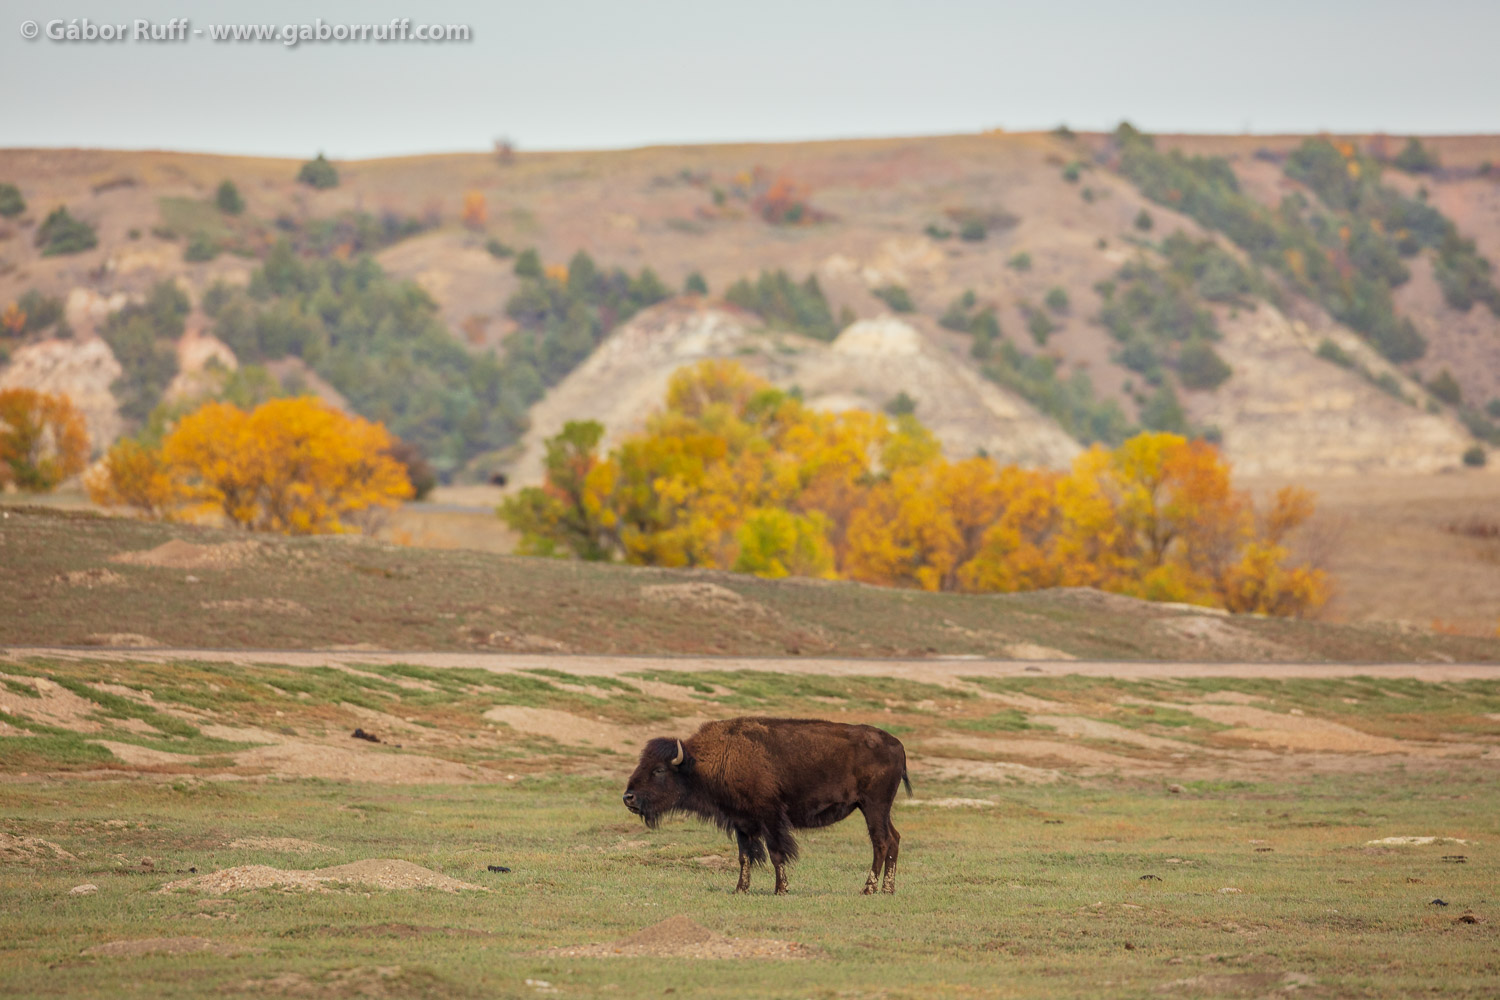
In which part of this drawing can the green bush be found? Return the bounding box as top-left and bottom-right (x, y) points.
(14, 289), (63, 334)
(724, 270), (838, 340)
(872, 285), (915, 313)
(183, 232), (220, 262)
(1026, 308), (1057, 346)
(1044, 286), (1070, 313)
(1062, 162), (1082, 183)
(485, 238), (515, 260)
(297, 153), (340, 189)
(513, 248), (542, 278)
(1462, 445), (1486, 467)
(1140, 383), (1189, 433)
(215, 180), (244, 215)
(99, 281), (187, 423)
(1487, 398), (1500, 420)
(883, 391), (917, 417)
(981, 341), (1133, 445)
(1007, 251), (1032, 271)
(0, 183), (24, 218)
(1134, 209), (1154, 231)
(34, 207), (97, 256)
(924, 223), (952, 240)
(1176, 338), (1233, 390)
(683, 271), (708, 295)
(959, 218), (987, 241)
(1391, 137), (1439, 174)
(1426, 369), (1462, 406)
(1315, 338), (1355, 368)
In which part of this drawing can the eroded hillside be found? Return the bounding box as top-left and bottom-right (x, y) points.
(1, 131), (1498, 478)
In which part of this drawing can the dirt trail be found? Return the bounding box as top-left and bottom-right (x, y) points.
(8, 648), (1497, 683)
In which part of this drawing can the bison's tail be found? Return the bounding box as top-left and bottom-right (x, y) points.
(901, 769), (912, 797)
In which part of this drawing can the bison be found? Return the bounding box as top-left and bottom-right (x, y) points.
(623, 716), (910, 895)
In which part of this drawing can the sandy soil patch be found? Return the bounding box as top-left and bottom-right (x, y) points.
(924, 733), (1170, 771)
(226, 837), (333, 854)
(83, 936), (240, 957)
(90, 740), (193, 766)
(111, 539), (260, 570)
(1187, 704), (1416, 753)
(546, 914), (814, 960)
(158, 859), (486, 895)
(230, 740), (482, 783)
(1365, 836), (1470, 846)
(482, 706), (640, 751)
(0, 675), (107, 732)
(1005, 643), (1076, 661)
(1032, 715), (1200, 752)
(1, 832), (76, 862)
(902, 797), (998, 809)
(51, 568), (123, 588)
(201, 598), (311, 616)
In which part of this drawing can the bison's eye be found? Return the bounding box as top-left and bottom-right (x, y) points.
(652, 766), (665, 777)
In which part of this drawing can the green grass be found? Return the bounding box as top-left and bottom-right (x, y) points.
(0, 771), (1496, 998)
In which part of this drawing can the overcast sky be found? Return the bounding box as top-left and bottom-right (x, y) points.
(4, 0), (1497, 158)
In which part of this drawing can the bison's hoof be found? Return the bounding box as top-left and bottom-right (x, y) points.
(881, 885), (896, 895)
(861, 885), (877, 895)
(774, 886), (789, 896)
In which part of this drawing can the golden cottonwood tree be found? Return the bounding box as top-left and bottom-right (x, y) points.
(501, 361), (1330, 617)
(0, 388), (89, 492)
(89, 397), (412, 533)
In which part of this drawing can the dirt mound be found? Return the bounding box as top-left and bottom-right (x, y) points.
(548, 914), (814, 960)
(201, 598), (310, 616)
(83, 633), (159, 648)
(111, 539), (260, 570)
(1155, 616), (1296, 660)
(227, 837), (332, 854)
(240, 965), (410, 998)
(158, 859), (486, 895)
(640, 582), (772, 616)
(0, 832), (76, 863)
(84, 937), (237, 957)
(52, 568), (123, 588)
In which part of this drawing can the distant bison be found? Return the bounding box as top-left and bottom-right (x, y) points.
(623, 717), (910, 895)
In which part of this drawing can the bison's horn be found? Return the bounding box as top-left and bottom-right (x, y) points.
(670, 740), (684, 766)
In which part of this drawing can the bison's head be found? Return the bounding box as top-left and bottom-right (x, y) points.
(623, 737), (691, 828)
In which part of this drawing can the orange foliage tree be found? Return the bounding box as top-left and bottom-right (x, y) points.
(88, 397), (412, 533)
(0, 388), (89, 492)
(502, 362), (1330, 616)
(461, 190), (487, 230)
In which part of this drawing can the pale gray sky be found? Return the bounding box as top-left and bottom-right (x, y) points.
(4, 0), (1497, 157)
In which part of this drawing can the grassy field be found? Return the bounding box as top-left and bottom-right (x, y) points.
(1, 654), (1498, 998)
(4, 505), (1498, 662)
(2, 763), (1496, 998)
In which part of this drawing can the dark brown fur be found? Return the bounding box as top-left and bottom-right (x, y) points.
(623, 717), (910, 895)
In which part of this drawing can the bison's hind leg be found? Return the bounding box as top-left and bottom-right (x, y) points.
(859, 804), (893, 895)
(881, 821), (901, 894)
(733, 830), (762, 894)
(764, 822), (797, 896)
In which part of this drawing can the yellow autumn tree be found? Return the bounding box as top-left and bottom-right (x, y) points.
(90, 397), (412, 534)
(0, 388), (89, 492)
(502, 361), (1330, 617)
